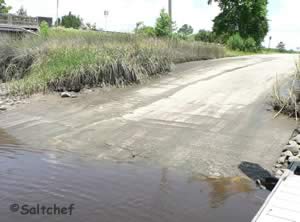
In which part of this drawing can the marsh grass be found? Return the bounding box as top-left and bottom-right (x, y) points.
(272, 60), (300, 119)
(0, 37), (36, 82)
(1, 28), (225, 95)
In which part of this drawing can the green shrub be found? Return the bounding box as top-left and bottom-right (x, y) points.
(195, 30), (216, 43)
(154, 9), (173, 37)
(244, 37), (257, 52)
(60, 12), (81, 29)
(40, 21), (49, 38)
(172, 32), (187, 40)
(226, 34), (244, 51)
(136, 26), (156, 37)
(227, 34), (258, 52)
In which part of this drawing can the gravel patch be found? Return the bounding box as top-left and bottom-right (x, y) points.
(0, 83), (28, 112)
(273, 128), (300, 178)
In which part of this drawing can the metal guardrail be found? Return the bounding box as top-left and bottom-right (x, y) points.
(0, 13), (39, 29)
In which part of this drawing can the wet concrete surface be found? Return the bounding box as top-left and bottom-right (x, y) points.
(0, 54), (298, 176)
(0, 128), (19, 145)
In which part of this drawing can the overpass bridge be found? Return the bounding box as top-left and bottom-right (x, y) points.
(0, 14), (52, 34)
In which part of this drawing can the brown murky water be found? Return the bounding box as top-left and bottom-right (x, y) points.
(0, 129), (269, 222)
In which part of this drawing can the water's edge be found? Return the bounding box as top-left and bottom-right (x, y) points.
(0, 128), (269, 222)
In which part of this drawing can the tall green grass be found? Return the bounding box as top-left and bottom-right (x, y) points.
(0, 28), (225, 95)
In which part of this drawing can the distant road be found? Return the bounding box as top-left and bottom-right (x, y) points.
(0, 54), (298, 176)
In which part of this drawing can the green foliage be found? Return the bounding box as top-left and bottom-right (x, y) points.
(60, 12), (82, 29)
(0, 0), (11, 13)
(226, 34), (244, 51)
(277, 42), (286, 52)
(209, 0), (269, 47)
(244, 37), (257, 52)
(40, 21), (49, 38)
(226, 34), (258, 52)
(171, 32), (187, 40)
(135, 22), (156, 37)
(154, 9), (173, 37)
(178, 24), (194, 36)
(195, 30), (216, 43)
(138, 26), (156, 37)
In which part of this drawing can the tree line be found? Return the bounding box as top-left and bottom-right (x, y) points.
(135, 0), (269, 52)
(0, 0), (292, 52)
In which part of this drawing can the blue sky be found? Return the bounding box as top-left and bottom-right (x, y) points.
(7, 0), (300, 50)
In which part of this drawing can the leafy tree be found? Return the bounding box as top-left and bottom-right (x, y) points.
(60, 12), (82, 29)
(154, 9), (174, 37)
(0, 0), (11, 13)
(178, 24), (193, 36)
(195, 30), (216, 43)
(277, 42), (286, 52)
(16, 6), (27, 16)
(208, 0), (268, 46)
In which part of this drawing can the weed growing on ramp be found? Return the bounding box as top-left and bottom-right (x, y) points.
(272, 59), (300, 119)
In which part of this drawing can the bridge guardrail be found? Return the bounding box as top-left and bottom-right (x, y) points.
(0, 13), (39, 29)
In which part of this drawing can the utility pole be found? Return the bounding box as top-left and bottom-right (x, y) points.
(104, 10), (109, 31)
(268, 36), (272, 49)
(56, 0), (59, 26)
(168, 0), (172, 22)
(168, 0), (172, 32)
